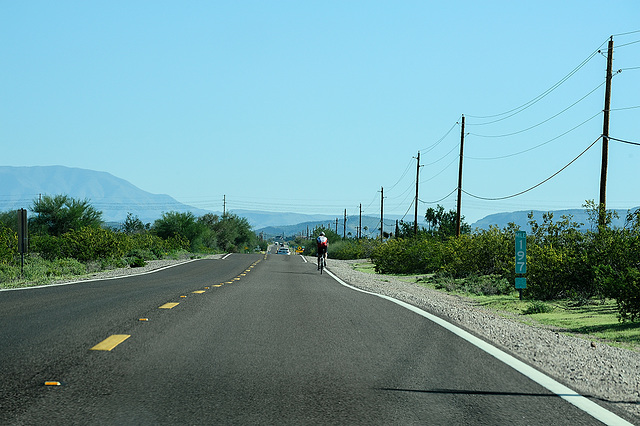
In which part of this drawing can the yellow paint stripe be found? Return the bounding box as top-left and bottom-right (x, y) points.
(225, 281), (233, 284)
(159, 302), (179, 309)
(90, 334), (131, 351)
(192, 290), (206, 294)
(213, 284), (223, 287)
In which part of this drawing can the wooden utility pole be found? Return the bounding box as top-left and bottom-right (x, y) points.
(343, 209), (347, 239)
(380, 186), (384, 241)
(456, 115), (465, 237)
(335, 218), (338, 234)
(414, 151), (421, 235)
(599, 36), (614, 228)
(359, 203), (362, 239)
(223, 195), (226, 216)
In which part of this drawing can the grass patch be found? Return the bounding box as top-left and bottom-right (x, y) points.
(352, 262), (640, 351)
(353, 261), (377, 275)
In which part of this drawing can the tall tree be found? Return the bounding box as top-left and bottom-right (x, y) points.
(425, 204), (470, 239)
(31, 194), (103, 236)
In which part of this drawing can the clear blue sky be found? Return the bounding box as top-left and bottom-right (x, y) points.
(2, 1), (639, 224)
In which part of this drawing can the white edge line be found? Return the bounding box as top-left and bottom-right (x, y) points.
(1, 259), (202, 292)
(222, 253), (233, 260)
(324, 268), (633, 426)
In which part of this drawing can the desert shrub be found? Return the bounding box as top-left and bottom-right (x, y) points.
(596, 266), (640, 322)
(371, 237), (446, 274)
(427, 273), (511, 296)
(45, 258), (87, 277)
(62, 227), (126, 262)
(0, 263), (18, 283)
(0, 226), (17, 264)
(464, 274), (512, 296)
(523, 301), (554, 315)
(30, 234), (64, 260)
(127, 256), (147, 268)
(330, 240), (380, 260)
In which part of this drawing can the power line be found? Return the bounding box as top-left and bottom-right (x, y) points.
(420, 157), (459, 184)
(610, 136), (640, 146)
(386, 158), (414, 191)
(612, 29), (640, 36)
(611, 105), (640, 111)
(400, 198), (414, 222)
(419, 121), (459, 153)
(468, 81), (605, 137)
(466, 41), (605, 121)
(418, 187), (458, 205)
(465, 111), (602, 160)
(616, 39), (640, 48)
(462, 136), (602, 201)
(423, 143), (460, 166)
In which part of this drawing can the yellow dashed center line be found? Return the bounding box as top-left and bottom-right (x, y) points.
(90, 334), (131, 351)
(159, 302), (179, 309)
(192, 290), (206, 294)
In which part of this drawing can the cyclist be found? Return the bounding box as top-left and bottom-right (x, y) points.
(316, 232), (328, 270)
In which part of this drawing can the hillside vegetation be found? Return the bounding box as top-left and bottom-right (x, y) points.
(0, 194), (266, 288)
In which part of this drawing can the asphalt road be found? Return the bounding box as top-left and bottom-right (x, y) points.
(0, 250), (613, 424)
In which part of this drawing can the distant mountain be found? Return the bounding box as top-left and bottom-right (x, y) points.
(5, 166), (635, 234)
(256, 216), (401, 239)
(230, 210), (336, 230)
(471, 207), (639, 231)
(0, 166), (214, 223)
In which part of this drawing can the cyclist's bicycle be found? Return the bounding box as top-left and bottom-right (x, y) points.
(318, 253), (326, 274)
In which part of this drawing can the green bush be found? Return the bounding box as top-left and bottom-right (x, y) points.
(596, 266), (640, 322)
(330, 239), (379, 260)
(371, 238), (445, 274)
(0, 226), (17, 264)
(523, 301), (554, 315)
(426, 273), (511, 296)
(46, 258), (87, 277)
(128, 256), (147, 268)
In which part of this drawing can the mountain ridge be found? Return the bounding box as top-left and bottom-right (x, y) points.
(1, 166), (637, 233)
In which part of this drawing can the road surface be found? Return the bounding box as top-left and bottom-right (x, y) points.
(0, 251), (624, 424)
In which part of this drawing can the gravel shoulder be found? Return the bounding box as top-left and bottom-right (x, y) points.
(12, 254), (639, 422)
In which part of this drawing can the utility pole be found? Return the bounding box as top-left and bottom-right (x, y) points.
(380, 186), (384, 241)
(359, 203), (362, 239)
(414, 151), (421, 235)
(456, 115), (465, 237)
(223, 195), (226, 216)
(599, 36), (614, 228)
(343, 209), (347, 239)
(335, 218), (338, 234)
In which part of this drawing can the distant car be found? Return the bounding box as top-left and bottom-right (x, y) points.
(277, 247), (291, 255)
